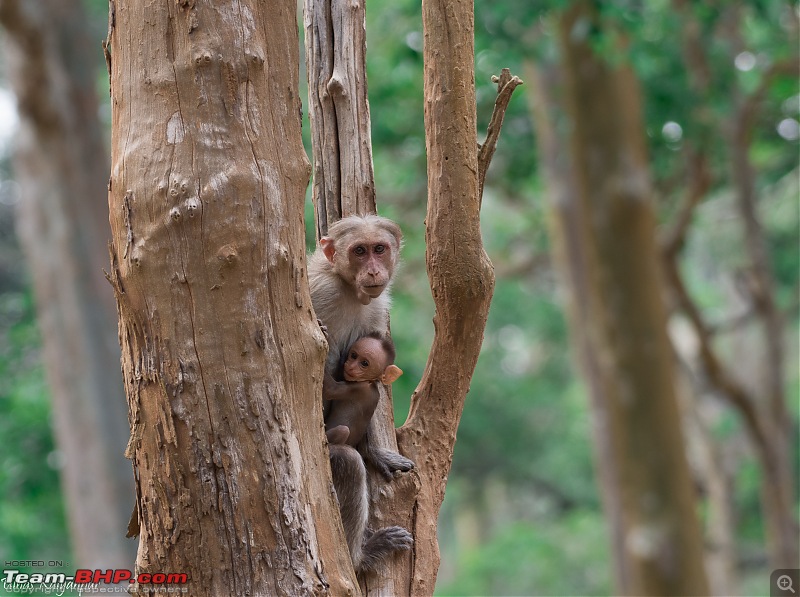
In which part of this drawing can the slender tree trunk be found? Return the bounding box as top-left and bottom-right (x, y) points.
(106, 1), (358, 593)
(390, 0), (496, 592)
(0, 0), (135, 568)
(529, 5), (710, 594)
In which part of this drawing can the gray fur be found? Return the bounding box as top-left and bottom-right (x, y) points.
(307, 248), (391, 372)
(329, 444), (413, 573)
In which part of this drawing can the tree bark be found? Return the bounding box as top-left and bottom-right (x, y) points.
(304, 0), (376, 237)
(529, 5), (710, 594)
(107, 0), (357, 593)
(0, 0), (135, 568)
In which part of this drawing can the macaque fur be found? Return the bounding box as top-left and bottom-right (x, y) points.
(325, 333), (403, 447)
(308, 214), (413, 574)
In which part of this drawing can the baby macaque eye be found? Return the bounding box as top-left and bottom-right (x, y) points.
(360, 360), (369, 368)
(354, 246), (366, 256)
(350, 351), (358, 359)
(374, 244), (385, 254)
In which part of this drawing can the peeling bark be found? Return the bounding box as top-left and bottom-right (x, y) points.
(304, 0), (376, 236)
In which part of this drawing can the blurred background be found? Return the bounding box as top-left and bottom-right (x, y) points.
(0, 0), (797, 595)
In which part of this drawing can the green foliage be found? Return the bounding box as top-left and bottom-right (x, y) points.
(436, 506), (612, 596)
(0, 291), (71, 569)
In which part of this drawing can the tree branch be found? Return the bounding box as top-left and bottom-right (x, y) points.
(661, 257), (770, 454)
(660, 151), (711, 258)
(477, 68), (523, 202)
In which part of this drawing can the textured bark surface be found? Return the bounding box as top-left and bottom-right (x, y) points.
(304, 0), (376, 237)
(544, 5), (710, 595)
(107, 0), (357, 593)
(0, 0), (135, 568)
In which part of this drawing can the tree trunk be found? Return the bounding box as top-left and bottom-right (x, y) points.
(529, 5), (710, 595)
(107, 0), (357, 593)
(0, 0), (135, 568)
(392, 0), (495, 592)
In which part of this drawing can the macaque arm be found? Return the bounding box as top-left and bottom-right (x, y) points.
(322, 372), (353, 401)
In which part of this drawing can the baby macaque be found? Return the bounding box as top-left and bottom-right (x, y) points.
(325, 333), (403, 447)
(323, 332), (411, 574)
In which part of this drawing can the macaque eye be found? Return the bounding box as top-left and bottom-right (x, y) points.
(374, 244), (386, 254)
(360, 360), (369, 368)
(350, 352), (357, 359)
(354, 246), (366, 256)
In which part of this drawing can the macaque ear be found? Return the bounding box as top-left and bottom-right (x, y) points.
(381, 365), (403, 385)
(320, 237), (336, 263)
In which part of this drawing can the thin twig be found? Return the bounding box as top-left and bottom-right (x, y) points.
(477, 68), (523, 203)
(661, 150), (711, 257)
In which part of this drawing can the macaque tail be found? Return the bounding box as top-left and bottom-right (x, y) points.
(329, 445), (369, 566)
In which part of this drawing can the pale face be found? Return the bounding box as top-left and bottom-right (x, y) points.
(342, 337), (390, 382)
(320, 218), (401, 305)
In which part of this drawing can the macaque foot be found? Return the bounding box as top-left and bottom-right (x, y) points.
(317, 318), (329, 342)
(358, 525), (413, 574)
(371, 448), (415, 481)
(326, 425), (350, 445)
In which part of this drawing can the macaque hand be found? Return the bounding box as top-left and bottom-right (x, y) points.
(316, 318), (329, 342)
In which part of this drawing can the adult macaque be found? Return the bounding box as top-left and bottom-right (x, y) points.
(308, 214), (414, 573)
(308, 214), (414, 477)
(325, 333), (403, 447)
(309, 214), (401, 373)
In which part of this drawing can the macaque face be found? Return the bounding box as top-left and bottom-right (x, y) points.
(320, 217), (401, 305)
(343, 337), (390, 382)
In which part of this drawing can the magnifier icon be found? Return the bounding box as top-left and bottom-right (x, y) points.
(778, 574), (796, 594)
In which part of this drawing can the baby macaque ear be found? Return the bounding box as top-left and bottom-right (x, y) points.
(381, 365), (403, 385)
(319, 237), (336, 263)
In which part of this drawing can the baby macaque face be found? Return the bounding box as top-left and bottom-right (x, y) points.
(343, 337), (390, 382)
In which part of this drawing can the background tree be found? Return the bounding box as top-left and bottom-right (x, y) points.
(659, 1), (799, 572)
(528, 3), (709, 594)
(0, 0), (134, 568)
